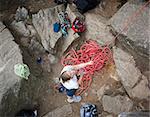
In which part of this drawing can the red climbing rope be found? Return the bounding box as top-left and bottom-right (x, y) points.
(61, 40), (113, 95)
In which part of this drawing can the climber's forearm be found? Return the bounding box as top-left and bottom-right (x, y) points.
(72, 61), (93, 70)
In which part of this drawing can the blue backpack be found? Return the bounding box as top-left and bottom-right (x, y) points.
(80, 103), (98, 117)
(53, 22), (61, 33)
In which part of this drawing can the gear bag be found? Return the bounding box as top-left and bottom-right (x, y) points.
(80, 103), (98, 117)
(14, 63), (30, 79)
(15, 109), (38, 117)
(72, 17), (85, 33)
(73, 0), (100, 14)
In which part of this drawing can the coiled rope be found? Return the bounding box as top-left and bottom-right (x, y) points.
(61, 40), (113, 95)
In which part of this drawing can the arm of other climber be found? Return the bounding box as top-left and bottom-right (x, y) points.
(71, 61), (93, 70)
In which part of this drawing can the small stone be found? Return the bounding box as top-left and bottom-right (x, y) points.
(48, 54), (58, 64)
(106, 115), (113, 117)
(11, 21), (30, 37)
(53, 77), (60, 84)
(15, 7), (29, 21)
(84, 92), (88, 97)
(97, 84), (110, 100)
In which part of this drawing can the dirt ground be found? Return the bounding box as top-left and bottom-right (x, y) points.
(36, 51), (117, 117)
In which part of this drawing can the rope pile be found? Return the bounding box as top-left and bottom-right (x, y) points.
(61, 40), (113, 95)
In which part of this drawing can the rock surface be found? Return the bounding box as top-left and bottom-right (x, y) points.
(85, 9), (114, 46)
(102, 95), (133, 115)
(128, 76), (150, 100)
(44, 104), (72, 117)
(113, 47), (141, 89)
(0, 0), (23, 11)
(28, 37), (45, 53)
(11, 21), (30, 37)
(110, 0), (150, 56)
(61, 29), (79, 53)
(106, 115), (113, 117)
(32, 5), (65, 52)
(113, 47), (150, 100)
(97, 84), (110, 100)
(0, 22), (23, 115)
(66, 4), (84, 22)
(10, 6), (36, 38)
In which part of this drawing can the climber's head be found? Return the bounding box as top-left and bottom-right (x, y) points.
(59, 70), (76, 83)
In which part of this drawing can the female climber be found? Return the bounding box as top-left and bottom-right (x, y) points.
(59, 61), (93, 103)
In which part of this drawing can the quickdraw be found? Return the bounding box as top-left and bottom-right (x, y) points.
(58, 12), (71, 36)
(61, 40), (113, 95)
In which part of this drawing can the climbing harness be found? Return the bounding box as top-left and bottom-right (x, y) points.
(72, 17), (86, 33)
(14, 63), (30, 80)
(61, 40), (113, 95)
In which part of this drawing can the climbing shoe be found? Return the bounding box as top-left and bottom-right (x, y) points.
(72, 95), (82, 102)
